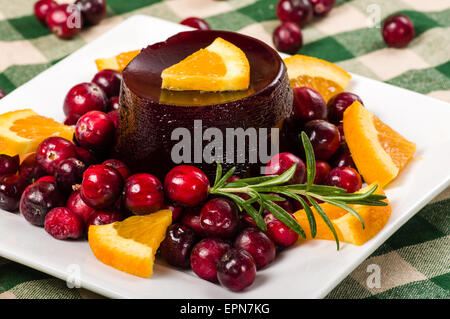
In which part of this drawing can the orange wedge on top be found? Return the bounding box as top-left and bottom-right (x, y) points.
(0, 109), (74, 156)
(95, 50), (141, 72)
(343, 102), (416, 187)
(294, 184), (391, 246)
(161, 37), (250, 92)
(284, 55), (351, 102)
(88, 210), (172, 278)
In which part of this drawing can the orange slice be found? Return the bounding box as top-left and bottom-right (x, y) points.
(88, 210), (172, 278)
(0, 109), (74, 156)
(343, 102), (416, 187)
(95, 50), (141, 72)
(284, 55), (351, 102)
(294, 184), (391, 246)
(161, 37), (250, 92)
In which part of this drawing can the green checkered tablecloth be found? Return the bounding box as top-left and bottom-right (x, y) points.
(0, 0), (449, 299)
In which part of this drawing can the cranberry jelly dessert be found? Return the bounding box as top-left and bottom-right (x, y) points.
(115, 30), (293, 178)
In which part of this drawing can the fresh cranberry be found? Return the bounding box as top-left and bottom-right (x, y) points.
(36, 176), (56, 183)
(0, 88), (6, 99)
(75, 0), (106, 26)
(327, 92), (364, 124)
(200, 198), (239, 239)
(309, 0), (335, 16)
(160, 223), (197, 268)
(265, 152), (306, 184)
(314, 160), (331, 185)
(217, 248), (256, 291)
(108, 96), (120, 112)
(273, 22), (303, 54)
(92, 69), (122, 98)
(44, 207), (84, 240)
(164, 165), (210, 207)
(0, 154), (20, 177)
(123, 173), (164, 215)
(264, 213), (298, 247)
(85, 210), (122, 233)
(102, 159), (130, 180)
(36, 137), (77, 175)
(180, 17), (210, 30)
(190, 238), (231, 282)
(163, 203), (183, 221)
(74, 146), (97, 165)
(66, 190), (95, 223)
(382, 14), (415, 48)
(63, 82), (108, 125)
(304, 120), (341, 160)
(331, 145), (355, 169)
(54, 158), (86, 193)
(34, 0), (58, 24)
(0, 175), (28, 212)
(292, 87), (327, 124)
(46, 4), (83, 39)
(81, 164), (123, 209)
(276, 0), (313, 26)
(107, 110), (120, 129)
(180, 206), (205, 236)
(337, 124), (345, 144)
(326, 166), (362, 193)
(234, 227), (276, 270)
(226, 176), (241, 183)
(75, 110), (115, 151)
(20, 181), (66, 226)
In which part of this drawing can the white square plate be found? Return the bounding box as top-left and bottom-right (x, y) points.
(0, 15), (449, 299)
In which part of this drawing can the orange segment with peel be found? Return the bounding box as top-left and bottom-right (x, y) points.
(88, 210), (172, 278)
(343, 101), (416, 187)
(294, 184), (391, 246)
(0, 109), (74, 156)
(283, 55), (351, 101)
(95, 50), (140, 72)
(161, 37), (250, 92)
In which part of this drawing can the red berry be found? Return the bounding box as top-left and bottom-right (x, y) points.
(75, 110), (115, 151)
(75, 0), (106, 26)
(92, 69), (122, 98)
(265, 152), (306, 184)
(160, 223), (197, 268)
(234, 227), (276, 270)
(327, 92), (364, 125)
(190, 238), (231, 282)
(36, 137), (77, 175)
(107, 110), (120, 129)
(180, 17), (210, 30)
(102, 159), (131, 180)
(309, 0), (335, 16)
(217, 248), (256, 292)
(304, 120), (341, 160)
(180, 206), (205, 236)
(74, 146), (96, 166)
(163, 203), (183, 222)
(331, 145), (355, 169)
(164, 165), (210, 207)
(0, 154), (20, 177)
(382, 14), (415, 48)
(85, 210), (122, 233)
(108, 96), (120, 112)
(0, 175), (28, 212)
(20, 181), (66, 226)
(276, 0), (313, 26)
(326, 166), (362, 193)
(54, 157), (86, 193)
(123, 173), (164, 215)
(66, 190), (96, 223)
(292, 86), (327, 124)
(314, 160), (331, 185)
(34, 0), (58, 24)
(63, 82), (108, 125)
(81, 164), (123, 210)
(44, 207), (84, 240)
(200, 198), (239, 239)
(46, 4), (83, 39)
(273, 22), (303, 54)
(36, 176), (56, 183)
(264, 213), (298, 247)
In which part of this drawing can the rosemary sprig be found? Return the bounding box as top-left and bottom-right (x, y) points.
(209, 132), (387, 250)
